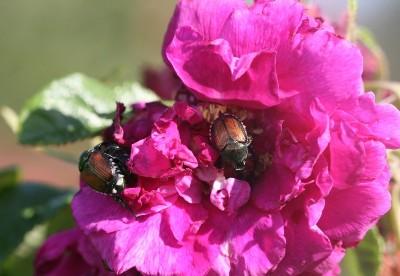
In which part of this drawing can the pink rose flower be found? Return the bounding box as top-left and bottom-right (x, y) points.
(142, 66), (181, 100)
(163, 0), (363, 111)
(304, 5), (386, 82)
(35, 228), (138, 276)
(70, 0), (400, 275)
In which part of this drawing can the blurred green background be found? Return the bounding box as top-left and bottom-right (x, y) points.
(0, 0), (399, 187)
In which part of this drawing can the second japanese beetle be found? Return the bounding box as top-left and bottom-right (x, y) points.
(79, 142), (131, 203)
(210, 113), (252, 171)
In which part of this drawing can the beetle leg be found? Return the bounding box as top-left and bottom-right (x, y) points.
(246, 135), (253, 146)
(114, 195), (136, 217)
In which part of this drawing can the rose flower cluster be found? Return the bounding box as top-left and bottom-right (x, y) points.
(35, 0), (400, 275)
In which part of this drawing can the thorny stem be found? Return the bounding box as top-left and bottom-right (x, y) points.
(392, 183), (400, 248)
(365, 81), (400, 104)
(388, 151), (400, 248)
(346, 0), (358, 41)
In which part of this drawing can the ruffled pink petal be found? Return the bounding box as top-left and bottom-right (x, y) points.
(195, 165), (219, 184)
(142, 66), (181, 100)
(35, 228), (111, 276)
(210, 176), (251, 214)
(275, 97), (330, 175)
(111, 102), (126, 145)
(73, 186), (212, 274)
(129, 138), (172, 178)
(175, 173), (204, 204)
(152, 119), (198, 169)
(173, 101), (203, 124)
(229, 208), (286, 275)
(35, 229), (80, 264)
(163, 199), (208, 242)
(135, 190), (178, 217)
(88, 212), (212, 275)
(72, 186), (135, 234)
(124, 177), (178, 216)
(313, 158), (334, 197)
(164, 1), (304, 107)
(129, 118), (198, 178)
(167, 38), (281, 108)
(318, 184), (391, 246)
(76, 233), (104, 268)
(304, 246), (345, 276)
(37, 251), (94, 276)
(190, 135), (219, 166)
(278, 29), (363, 112)
(163, 0), (246, 47)
(273, 190), (333, 275)
(253, 98), (331, 212)
(337, 92), (400, 148)
(106, 102), (166, 147)
(273, 221), (332, 275)
(220, 0), (304, 56)
(330, 122), (388, 189)
(252, 164), (297, 211)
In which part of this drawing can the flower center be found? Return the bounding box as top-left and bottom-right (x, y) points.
(200, 103), (272, 182)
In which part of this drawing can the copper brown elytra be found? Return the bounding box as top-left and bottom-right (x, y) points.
(210, 113), (252, 171)
(79, 142), (131, 205)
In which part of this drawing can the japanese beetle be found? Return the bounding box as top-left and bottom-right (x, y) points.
(79, 142), (130, 201)
(210, 113), (252, 171)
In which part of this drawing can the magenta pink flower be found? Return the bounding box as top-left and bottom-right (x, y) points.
(305, 5), (385, 82)
(34, 228), (138, 276)
(142, 66), (181, 100)
(70, 0), (400, 275)
(163, 0), (363, 110)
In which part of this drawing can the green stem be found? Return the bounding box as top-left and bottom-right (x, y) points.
(347, 0), (358, 41)
(391, 181), (400, 248)
(388, 151), (400, 248)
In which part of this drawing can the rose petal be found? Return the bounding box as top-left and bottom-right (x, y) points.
(175, 173), (204, 204)
(273, 222), (332, 275)
(129, 138), (172, 178)
(163, 0), (305, 107)
(278, 29), (363, 112)
(89, 212), (212, 275)
(163, 199), (208, 242)
(72, 186), (135, 234)
(167, 39), (280, 108)
(337, 92), (400, 148)
(210, 177), (251, 214)
(330, 123), (388, 190)
(229, 208), (286, 275)
(318, 184), (390, 246)
(252, 164), (297, 211)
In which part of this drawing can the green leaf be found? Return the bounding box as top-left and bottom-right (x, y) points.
(113, 82), (160, 104)
(18, 73), (160, 145)
(341, 228), (384, 276)
(0, 167), (20, 193)
(0, 206), (74, 276)
(0, 181), (73, 264)
(0, 106), (19, 134)
(0, 224), (47, 276)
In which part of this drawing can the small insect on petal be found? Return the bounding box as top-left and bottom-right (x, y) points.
(210, 113), (251, 170)
(79, 142), (130, 196)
